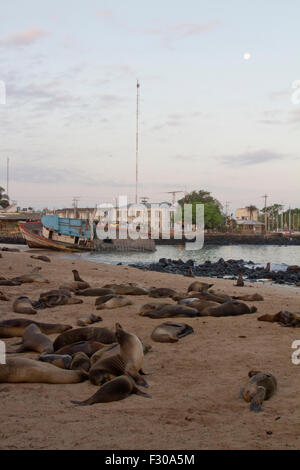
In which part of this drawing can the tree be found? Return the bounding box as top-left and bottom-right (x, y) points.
(177, 190), (225, 229)
(0, 187), (9, 209)
(246, 205), (258, 220)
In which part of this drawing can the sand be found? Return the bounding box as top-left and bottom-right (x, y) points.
(0, 248), (300, 450)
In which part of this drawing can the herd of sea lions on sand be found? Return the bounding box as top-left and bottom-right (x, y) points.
(0, 253), (299, 412)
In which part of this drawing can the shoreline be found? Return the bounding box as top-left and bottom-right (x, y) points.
(0, 250), (300, 450)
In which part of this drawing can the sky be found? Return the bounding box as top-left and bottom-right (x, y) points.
(0, 0), (299, 214)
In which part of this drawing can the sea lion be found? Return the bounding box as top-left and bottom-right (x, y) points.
(95, 295), (133, 310)
(187, 281), (214, 293)
(0, 280), (21, 286)
(70, 352), (90, 372)
(60, 270), (90, 292)
(179, 299), (220, 312)
(55, 341), (105, 357)
(30, 255), (51, 262)
(103, 284), (149, 295)
(89, 354), (126, 385)
(0, 319), (72, 338)
(239, 370), (277, 412)
(258, 311), (300, 327)
(235, 273), (244, 287)
(71, 375), (151, 406)
(75, 288), (114, 297)
(53, 327), (116, 351)
(287, 265), (300, 272)
(0, 291), (9, 301)
(233, 293), (264, 301)
(33, 289), (83, 309)
(9, 324), (54, 354)
(151, 322), (194, 343)
(76, 313), (103, 327)
(13, 296), (37, 315)
(1, 247), (20, 252)
(184, 267), (195, 277)
(0, 357), (87, 383)
(39, 353), (73, 369)
(11, 272), (49, 284)
(139, 303), (200, 318)
(72, 270), (90, 287)
(148, 288), (177, 298)
(265, 262), (271, 272)
(187, 291), (232, 304)
(200, 301), (257, 317)
(90, 341), (152, 367)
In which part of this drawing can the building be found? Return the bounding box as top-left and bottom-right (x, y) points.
(235, 207), (259, 221)
(235, 219), (264, 234)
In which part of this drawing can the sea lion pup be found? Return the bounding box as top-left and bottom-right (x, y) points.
(11, 272), (49, 284)
(71, 374), (151, 406)
(103, 284), (149, 295)
(258, 311), (300, 327)
(30, 255), (51, 262)
(0, 291), (9, 301)
(235, 273), (244, 287)
(39, 353), (73, 369)
(187, 281), (214, 293)
(0, 319), (72, 338)
(9, 324), (54, 354)
(55, 341), (105, 357)
(0, 357), (87, 384)
(239, 370), (277, 412)
(149, 287), (177, 298)
(75, 287), (114, 297)
(95, 295), (133, 310)
(70, 352), (90, 372)
(151, 322), (194, 343)
(139, 303), (200, 319)
(232, 293), (264, 301)
(53, 327), (116, 351)
(76, 313), (102, 327)
(33, 289), (83, 309)
(200, 301), (257, 317)
(13, 296), (37, 315)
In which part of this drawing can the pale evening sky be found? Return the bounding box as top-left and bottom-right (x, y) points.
(0, 0), (299, 213)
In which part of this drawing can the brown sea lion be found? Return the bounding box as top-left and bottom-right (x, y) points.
(287, 265), (300, 272)
(103, 284), (149, 295)
(71, 374), (151, 406)
(179, 299), (220, 312)
(187, 291), (232, 304)
(39, 353), (73, 369)
(1, 247), (20, 252)
(239, 370), (277, 412)
(72, 270), (90, 287)
(95, 295), (133, 310)
(70, 352), (90, 372)
(139, 302), (200, 318)
(0, 357), (87, 383)
(30, 255), (51, 262)
(90, 341), (152, 367)
(11, 272), (49, 284)
(76, 314), (102, 327)
(0, 291), (9, 301)
(59, 282), (89, 292)
(75, 288), (114, 297)
(55, 341), (105, 357)
(235, 273), (244, 287)
(89, 354), (126, 385)
(13, 296), (37, 315)
(149, 288), (177, 298)
(0, 280), (21, 286)
(265, 262), (271, 272)
(187, 281), (214, 293)
(151, 322), (194, 343)
(0, 319), (72, 338)
(53, 327), (116, 351)
(233, 293), (264, 301)
(258, 311), (300, 327)
(9, 324), (54, 354)
(201, 301), (257, 317)
(34, 289), (83, 308)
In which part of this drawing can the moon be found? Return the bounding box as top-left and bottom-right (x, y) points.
(243, 52), (251, 60)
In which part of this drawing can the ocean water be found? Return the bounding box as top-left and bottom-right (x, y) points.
(60, 244), (300, 270)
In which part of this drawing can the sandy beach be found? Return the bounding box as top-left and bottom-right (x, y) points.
(0, 249), (300, 450)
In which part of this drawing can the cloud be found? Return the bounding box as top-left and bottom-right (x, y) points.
(145, 21), (219, 42)
(0, 28), (49, 47)
(217, 150), (286, 167)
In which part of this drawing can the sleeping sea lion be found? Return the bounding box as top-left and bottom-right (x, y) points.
(151, 322), (194, 343)
(239, 370), (277, 412)
(75, 288), (114, 297)
(103, 284), (149, 295)
(70, 352), (90, 372)
(258, 311), (300, 327)
(39, 353), (73, 369)
(188, 291), (232, 303)
(1, 247), (20, 252)
(13, 296), (37, 315)
(148, 288), (177, 298)
(232, 293), (264, 301)
(178, 298), (220, 312)
(53, 327), (116, 351)
(76, 314), (102, 326)
(0, 357), (87, 383)
(11, 272), (49, 284)
(187, 281), (214, 293)
(71, 375), (151, 406)
(33, 289), (83, 308)
(8, 324), (54, 354)
(0, 319), (72, 338)
(0, 280), (21, 286)
(30, 255), (51, 262)
(55, 341), (105, 357)
(139, 303), (200, 318)
(201, 301), (257, 317)
(95, 295), (133, 310)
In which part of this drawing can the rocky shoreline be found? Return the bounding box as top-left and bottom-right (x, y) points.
(129, 257), (300, 286)
(156, 233), (300, 245)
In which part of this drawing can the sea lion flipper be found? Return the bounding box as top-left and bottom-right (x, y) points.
(138, 369), (152, 376)
(127, 370), (149, 387)
(133, 388), (152, 399)
(250, 387), (265, 412)
(70, 400), (89, 406)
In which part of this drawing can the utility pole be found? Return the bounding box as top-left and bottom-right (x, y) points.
(6, 157), (9, 200)
(72, 197), (80, 219)
(135, 80), (140, 204)
(289, 206), (291, 232)
(225, 201), (231, 217)
(262, 194), (268, 232)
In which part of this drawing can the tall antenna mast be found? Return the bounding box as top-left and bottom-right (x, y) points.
(135, 80), (140, 204)
(6, 157), (9, 199)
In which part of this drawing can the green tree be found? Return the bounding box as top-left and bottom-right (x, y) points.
(245, 205), (258, 220)
(177, 190), (225, 229)
(0, 187), (9, 209)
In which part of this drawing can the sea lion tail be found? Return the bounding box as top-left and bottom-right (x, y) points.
(70, 400), (89, 406)
(250, 306), (257, 313)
